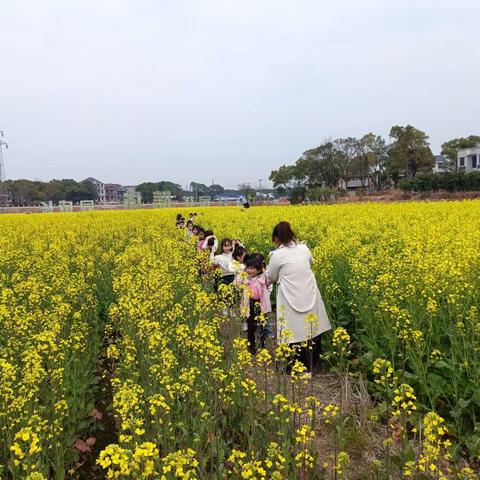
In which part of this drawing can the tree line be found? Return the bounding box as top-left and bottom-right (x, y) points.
(269, 126), (480, 202)
(4, 179), (97, 206)
(400, 171), (480, 193)
(3, 179), (238, 206)
(134, 181), (229, 203)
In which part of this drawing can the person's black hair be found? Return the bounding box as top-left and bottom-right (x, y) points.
(245, 258), (263, 273)
(176, 215), (185, 227)
(195, 226), (205, 235)
(233, 245), (247, 261)
(248, 252), (267, 270)
(186, 220), (194, 227)
(218, 238), (232, 254)
(204, 229), (214, 237)
(272, 221), (297, 245)
(207, 237), (216, 247)
(249, 252), (265, 262)
(176, 213), (183, 220)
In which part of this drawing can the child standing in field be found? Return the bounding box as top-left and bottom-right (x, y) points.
(245, 252), (274, 340)
(210, 238), (235, 291)
(195, 227), (206, 250)
(238, 258), (272, 355)
(233, 245), (247, 265)
(175, 213), (185, 227)
(185, 220), (195, 239)
(202, 230), (218, 252)
(232, 245), (247, 280)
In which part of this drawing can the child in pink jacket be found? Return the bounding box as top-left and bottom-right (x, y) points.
(238, 257), (272, 355)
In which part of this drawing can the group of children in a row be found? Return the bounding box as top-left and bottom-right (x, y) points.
(176, 213), (272, 355)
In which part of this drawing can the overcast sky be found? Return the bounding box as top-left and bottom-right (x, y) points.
(1, 0), (479, 189)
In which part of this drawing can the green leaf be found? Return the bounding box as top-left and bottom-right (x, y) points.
(458, 397), (471, 409)
(470, 388), (480, 406)
(434, 360), (452, 370)
(465, 433), (480, 457)
(404, 443), (416, 462)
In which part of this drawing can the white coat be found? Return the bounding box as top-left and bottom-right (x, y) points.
(266, 242), (331, 344)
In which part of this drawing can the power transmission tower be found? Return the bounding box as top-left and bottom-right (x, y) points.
(0, 131), (9, 210)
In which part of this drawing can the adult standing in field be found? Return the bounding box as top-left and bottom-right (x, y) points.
(266, 221), (331, 373)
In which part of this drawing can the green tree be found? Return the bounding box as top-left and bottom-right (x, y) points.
(237, 183), (255, 198)
(269, 165), (298, 191)
(334, 137), (358, 189)
(81, 180), (98, 201)
(441, 135), (480, 172)
(269, 141), (343, 202)
(189, 182), (210, 199)
(6, 178), (96, 205)
(351, 133), (388, 189)
(43, 179), (94, 203)
(387, 125), (434, 177)
(7, 179), (45, 205)
(63, 181), (94, 202)
(135, 182), (157, 203)
(207, 184), (225, 196)
(157, 181), (183, 199)
(296, 141), (343, 188)
(136, 181), (183, 202)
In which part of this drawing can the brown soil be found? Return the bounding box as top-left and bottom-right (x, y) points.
(67, 358), (117, 480)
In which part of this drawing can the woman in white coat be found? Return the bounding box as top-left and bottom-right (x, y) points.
(266, 221), (331, 372)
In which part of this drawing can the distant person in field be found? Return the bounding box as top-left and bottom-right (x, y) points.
(175, 213), (185, 227)
(195, 227), (206, 250)
(266, 221), (331, 374)
(237, 195), (250, 209)
(185, 220), (195, 239)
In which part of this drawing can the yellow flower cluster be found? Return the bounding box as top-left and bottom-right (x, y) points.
(322, 403), (339, 425)
(403, 411), (452, 478)
(335, 451), (350, 477)
(332, 327), (350, 353)
(226, 445), (287, 480)
(372, 358), (395, 386)
(419, 412), (451, 465)
(391, 383), (417, 417)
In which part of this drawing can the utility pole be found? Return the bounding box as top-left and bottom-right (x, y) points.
(0, 131), (9, 210)
(258, 178), (263, 194)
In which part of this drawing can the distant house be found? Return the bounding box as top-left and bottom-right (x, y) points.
(432, 155), (448, 174)
(83, 177), (106, 204)
(339, 173), (378, 192)
(345, 176), (374, 190)
(105, 183), (122, 203)
(82, 179), (137, 204)
(457, 145), (480, 172)
(121, 185), (137, 196)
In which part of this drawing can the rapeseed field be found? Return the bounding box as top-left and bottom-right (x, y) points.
(1, 201), (479, 479)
